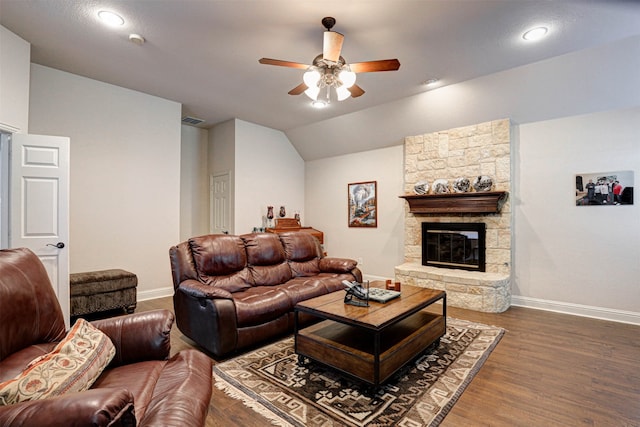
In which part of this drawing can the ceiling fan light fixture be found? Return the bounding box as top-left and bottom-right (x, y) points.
(304, 85), (320, 101)
(303, 68), (321, 87)
(338, 69), (356, 89)
(336, 85), (351, 101)
(311, 99), (328, 109)
(258, 16), (399, 105)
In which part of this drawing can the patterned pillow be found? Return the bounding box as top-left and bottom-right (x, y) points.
(0, 318), (115, 406)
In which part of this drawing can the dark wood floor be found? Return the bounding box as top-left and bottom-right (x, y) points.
(135, 297), (640, 427)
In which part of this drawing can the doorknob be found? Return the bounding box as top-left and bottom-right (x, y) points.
(47, 242), (65, 249)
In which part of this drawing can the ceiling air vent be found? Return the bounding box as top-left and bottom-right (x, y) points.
(181, 116), (205, 126)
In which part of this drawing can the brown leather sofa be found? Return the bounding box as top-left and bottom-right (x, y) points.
(0, 248), (213, 427)
(170, 231), (362, 357)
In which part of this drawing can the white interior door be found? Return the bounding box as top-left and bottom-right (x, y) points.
(210, 172), (230, 234)
(10, 133), (70, 327)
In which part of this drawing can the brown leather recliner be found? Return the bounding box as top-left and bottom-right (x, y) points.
(0, 248), (213, 427)
(170, 231), (362, 357)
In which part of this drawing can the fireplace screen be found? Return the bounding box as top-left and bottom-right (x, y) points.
(422, 222), (486, 272)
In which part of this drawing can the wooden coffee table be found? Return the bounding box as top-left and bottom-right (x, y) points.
(294, 283), (446, 388)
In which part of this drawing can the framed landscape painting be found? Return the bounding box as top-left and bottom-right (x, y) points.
(348, 181), (377, 227)
(575, 170), (634, 206)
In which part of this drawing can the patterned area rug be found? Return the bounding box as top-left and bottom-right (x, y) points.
(213, 317), (504, 427)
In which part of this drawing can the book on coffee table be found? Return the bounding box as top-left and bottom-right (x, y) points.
(367, 287), (401, 303)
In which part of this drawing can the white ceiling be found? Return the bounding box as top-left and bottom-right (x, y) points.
(2, 0), (640, 156)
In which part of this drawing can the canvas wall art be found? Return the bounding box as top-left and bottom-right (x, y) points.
(348, 181), (377, 227)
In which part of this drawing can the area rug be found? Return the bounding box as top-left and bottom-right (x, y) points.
(213, 317), (504, 427)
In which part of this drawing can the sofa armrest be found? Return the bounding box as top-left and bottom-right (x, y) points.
(319, 257), (357, 273)
(91, 309), (173, 366)
(179, 279), (234, 299)
(0, 388), (135, 427)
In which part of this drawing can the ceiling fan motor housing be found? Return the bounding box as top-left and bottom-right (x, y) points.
(322, 17), (336, 31)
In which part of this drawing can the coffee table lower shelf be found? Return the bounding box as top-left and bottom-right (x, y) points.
(295, 311), (445, 387)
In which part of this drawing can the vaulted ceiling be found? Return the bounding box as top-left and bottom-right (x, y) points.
(2, 0), (639, 157)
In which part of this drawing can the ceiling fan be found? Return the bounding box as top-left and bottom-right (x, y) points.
(259, 17), (400, 106)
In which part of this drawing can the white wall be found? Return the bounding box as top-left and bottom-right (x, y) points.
(306, 146), (404, 278)
(234, 119), (305, 234)
(180, 125), (209, 240)
(29, 64), (181, 299)
(513, 107), (640, 318)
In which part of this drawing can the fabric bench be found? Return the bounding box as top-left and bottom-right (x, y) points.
(70, 269), (137, 317)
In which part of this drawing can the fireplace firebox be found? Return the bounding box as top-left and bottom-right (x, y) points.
(422, 222), (486, 272)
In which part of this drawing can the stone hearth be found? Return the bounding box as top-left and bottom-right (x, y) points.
(397, 119), (512, 313)
(395, 263), (510, 312)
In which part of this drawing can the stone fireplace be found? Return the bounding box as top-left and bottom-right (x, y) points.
(395, 119), (512, 312)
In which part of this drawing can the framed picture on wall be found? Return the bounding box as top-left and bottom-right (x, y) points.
(575, 170), (634, 206)
(348, 181), (377, 227)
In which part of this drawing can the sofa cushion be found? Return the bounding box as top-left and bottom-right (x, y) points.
(189, 235), (252, 292)
(0, 319), (115, 406)
(232, 287), (292, 327)
(279, 278), (333, 306)
(279, 232), (321, 277)
(243, 233), (293, 285)
(319, 257), (358, 273)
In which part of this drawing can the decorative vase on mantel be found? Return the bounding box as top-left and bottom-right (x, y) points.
(279, 206), (286, 218)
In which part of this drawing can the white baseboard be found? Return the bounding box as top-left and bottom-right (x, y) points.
(511, 295), (640, 326)
(135, 285), (640, 326)
(138, 286), (174, 302)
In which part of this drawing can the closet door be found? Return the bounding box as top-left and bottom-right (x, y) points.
(10, 133), (70, 326)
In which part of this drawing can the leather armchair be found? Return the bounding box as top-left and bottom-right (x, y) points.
(0, 248), (213, 427)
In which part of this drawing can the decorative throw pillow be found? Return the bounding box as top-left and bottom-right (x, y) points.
(0, 318), (115, 406)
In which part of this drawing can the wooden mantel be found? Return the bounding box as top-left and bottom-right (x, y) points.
(399, 191), (508, 214)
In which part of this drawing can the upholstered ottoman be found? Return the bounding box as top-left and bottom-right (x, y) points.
(70, 269), (137, 317)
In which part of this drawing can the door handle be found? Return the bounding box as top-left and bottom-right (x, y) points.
(47, 242), (65, 249)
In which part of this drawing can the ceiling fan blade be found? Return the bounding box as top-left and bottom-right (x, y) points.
(259, 58), (310, 70)
(288, 82), (308, 95)
(349, 59), (401, 73)
(348, 84), (365, 98)
(323, 31), (344, 63)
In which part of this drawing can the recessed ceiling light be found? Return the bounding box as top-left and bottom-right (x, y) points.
(98, 10), (125, 27)
(522, 26), (548, 41)
(311, 100), (328, 109)
(422, 78), (440, 88)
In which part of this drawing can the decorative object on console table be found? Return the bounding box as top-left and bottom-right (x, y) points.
(279, 206), (286, 217)
(266, 217), (324, 244)
(348, 181), (377, 228)
(399, 191), (509, 214)
(266, 206), (274, 228)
